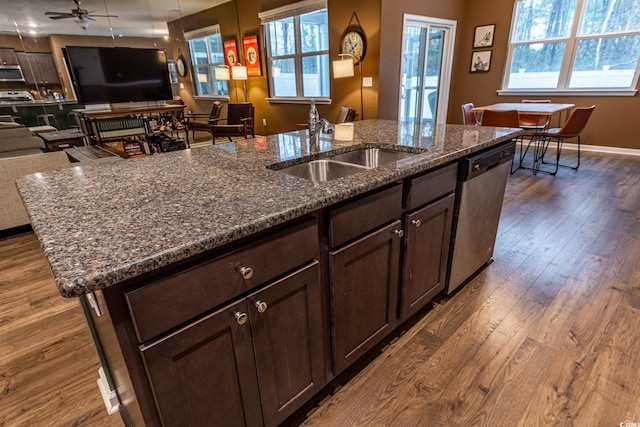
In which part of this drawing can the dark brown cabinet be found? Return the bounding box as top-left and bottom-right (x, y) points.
(140, 299), (263, 427)
(330, 220), (402, 374)
(400, 194), (454, 320)
(16, 52), (60, 85)
(0, 48), (18, 65)
(140, 262), (324, 427)
(247, 262), (325, 426)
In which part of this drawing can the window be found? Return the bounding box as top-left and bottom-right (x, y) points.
(185, 25), (229, 97)
(259, 0), (330, 101)
(502, 0), (640, 94)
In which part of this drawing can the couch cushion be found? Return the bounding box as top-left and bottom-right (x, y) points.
(28, 125), (58, 135)
(0, 136), (45, 152)
(0, 151), (71, 231)
(0, 149), (45, 158)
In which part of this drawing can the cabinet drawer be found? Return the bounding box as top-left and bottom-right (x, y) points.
(405, 163), (458, 210)
(329, 184), (402, 248)
(126, 218), (319, 343)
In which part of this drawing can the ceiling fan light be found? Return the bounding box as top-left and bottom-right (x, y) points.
(74, 17), (90, 30)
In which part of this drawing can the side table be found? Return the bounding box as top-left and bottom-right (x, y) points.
(39, 129), (86, 151)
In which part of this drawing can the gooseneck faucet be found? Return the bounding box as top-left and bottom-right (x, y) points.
(308, 99), (334, 144)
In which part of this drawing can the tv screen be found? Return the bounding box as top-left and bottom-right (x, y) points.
(65, 46), (173, 105)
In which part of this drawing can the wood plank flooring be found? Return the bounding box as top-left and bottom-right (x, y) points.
(1, 150), (639, 426)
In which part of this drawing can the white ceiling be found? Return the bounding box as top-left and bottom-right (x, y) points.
(0, 0), (230, 39)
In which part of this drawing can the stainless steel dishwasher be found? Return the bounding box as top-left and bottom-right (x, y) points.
(446, 141), (515, 294)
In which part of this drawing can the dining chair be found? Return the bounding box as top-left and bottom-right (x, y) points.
(480, 109), (520, 128)
(184, 101), (223, 144)
(210, 102), (255, 142)
(480, 109), (521, 174)
(296, 106), (357, 129)
(531, 105), (595, 175)
(519, 99), (551, 130)
(461, 103), (479, 126)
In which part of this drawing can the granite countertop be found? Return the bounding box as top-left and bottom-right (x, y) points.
(17, 120), (521, 298)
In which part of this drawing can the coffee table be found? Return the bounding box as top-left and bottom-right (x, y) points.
(63, 145), (121, 163)
(39, 129), (86, 151)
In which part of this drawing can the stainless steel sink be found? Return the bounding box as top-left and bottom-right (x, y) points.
(278, 159), (369, 182)
(330, 148), (415, 167)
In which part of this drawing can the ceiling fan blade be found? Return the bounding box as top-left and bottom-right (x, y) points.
(85, 16), (96, 21)
(45, 11), (74, 16)
(48, 15), (76, 20)
(89, 14), (119, 18)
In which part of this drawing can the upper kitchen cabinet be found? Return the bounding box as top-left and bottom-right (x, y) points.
(15, 52), (60, 85)
(0, 48), (19, 65)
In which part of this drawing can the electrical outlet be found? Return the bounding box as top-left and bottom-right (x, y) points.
(362, 76), (373, 87)
(262, 118), (267, 127)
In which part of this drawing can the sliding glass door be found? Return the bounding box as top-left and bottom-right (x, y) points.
(399, 15), (456, 124)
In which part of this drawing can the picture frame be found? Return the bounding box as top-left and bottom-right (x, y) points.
(242, 35), (262, 77)
(167, 60), (178, 84)
(473, 24), (495, 48)
(471, 50), (492, 73)
(224, 39), (239, 68)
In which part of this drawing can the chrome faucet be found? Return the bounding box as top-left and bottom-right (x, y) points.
(308, 99), (334, 142)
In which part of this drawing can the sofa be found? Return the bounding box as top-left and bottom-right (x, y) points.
(0, 125), (71, 231)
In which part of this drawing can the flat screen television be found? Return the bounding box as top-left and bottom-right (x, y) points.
(64, 46), (173, 105)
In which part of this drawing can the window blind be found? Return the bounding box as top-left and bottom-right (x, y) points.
(258, 0), (327, 24)
(184, 24), (221, 41)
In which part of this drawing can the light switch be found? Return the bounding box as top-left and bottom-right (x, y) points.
(362, 76), (373, 87)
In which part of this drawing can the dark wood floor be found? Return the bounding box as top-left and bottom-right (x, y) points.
(1, 149), (638, 426)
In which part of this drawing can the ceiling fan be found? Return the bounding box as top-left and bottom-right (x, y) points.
(44, 0), (118, 29)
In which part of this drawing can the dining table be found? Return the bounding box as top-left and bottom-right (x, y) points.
(471, 102), (575, 175)
(471, 102), (575, 127)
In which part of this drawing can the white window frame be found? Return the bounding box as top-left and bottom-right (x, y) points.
(259, 0), (331, 104)
(184, 25), (229, 100)
(499, 0), (640, 97)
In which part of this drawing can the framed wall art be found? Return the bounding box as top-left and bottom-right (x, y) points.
(473, 24), (495, 48)
(242, 35), (262, 76)
(471, 50), (492, 73)
(224, 39), (239, 67)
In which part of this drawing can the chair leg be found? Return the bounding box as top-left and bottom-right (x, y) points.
(573, 135), (580, 170)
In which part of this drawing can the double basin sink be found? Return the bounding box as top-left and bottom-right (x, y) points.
(275, 148), (416, 182)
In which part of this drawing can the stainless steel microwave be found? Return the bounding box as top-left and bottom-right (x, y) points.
(0, 65), (25, 82)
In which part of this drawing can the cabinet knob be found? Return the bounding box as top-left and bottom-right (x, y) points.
(234, 311), (248, 325)
(255, 301), (268, 313)
(411, 219), (421, 228)
(238, 266), (254, 280)
(394, 229), (404, 238)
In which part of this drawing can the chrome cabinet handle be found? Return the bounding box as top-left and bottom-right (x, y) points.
(255, 301), (268, 313)
(238, 266), (254, 280)
(411, 219), (421, 228)
(394, 229), (404, 238)
(234, 311), (248, 325)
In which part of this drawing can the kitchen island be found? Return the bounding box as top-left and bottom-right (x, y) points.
(18, 120), (521, 426)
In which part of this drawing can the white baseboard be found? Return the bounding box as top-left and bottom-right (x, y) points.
(518, 139), (640, 157)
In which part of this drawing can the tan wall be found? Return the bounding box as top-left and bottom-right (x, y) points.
(0, 35), (51, 52)
(169, 0), (381, 135)
(448, 0), (640, 150)
(167, 1), (240, 117)
(377, 0), (467, 120)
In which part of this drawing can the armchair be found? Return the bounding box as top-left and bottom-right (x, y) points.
(183, 101), (223, 144)
(210, 103), (255, 143)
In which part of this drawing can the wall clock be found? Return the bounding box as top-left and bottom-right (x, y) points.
(176, 54), (187, 77)
(339, 12), (367, 65)
(340, 29), (366, 64)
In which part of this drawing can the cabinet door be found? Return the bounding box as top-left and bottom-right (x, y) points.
(15, 52), (35, 84)
(33, 53), (60, 84)
(140, 300), (263, 427)
(400, 194), (454, 320)
(0, 48), (18, 65)
(330, 220), (402, 374)
(248, 262), (325, 426)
